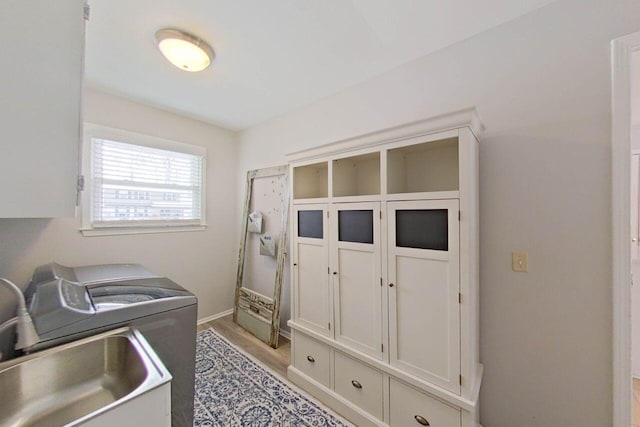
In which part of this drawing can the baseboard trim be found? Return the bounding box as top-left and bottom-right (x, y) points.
(198, 310), (293, 343)
(279, 328), (291, 340)
(197, 308), (234, 325)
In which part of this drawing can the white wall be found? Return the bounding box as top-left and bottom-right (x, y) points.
(236, 0), (640, 425)
(0, 87), (238, 320)
(632, 261), (640, 377)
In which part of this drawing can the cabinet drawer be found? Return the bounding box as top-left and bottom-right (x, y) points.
(390, 378), (461, 427)
(293, 332), (331, 388)
(334, 351), (384, 420)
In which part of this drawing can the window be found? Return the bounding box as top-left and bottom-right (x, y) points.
(82, 124), (206, 235)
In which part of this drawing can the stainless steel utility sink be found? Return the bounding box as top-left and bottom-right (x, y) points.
(0, 328), (171, 427)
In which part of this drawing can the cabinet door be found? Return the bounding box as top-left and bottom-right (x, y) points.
(293, 205), (331, 336)
(0, 0), (85, 218)
(330, 202), (382, 359)
(388, 200), (460, 394)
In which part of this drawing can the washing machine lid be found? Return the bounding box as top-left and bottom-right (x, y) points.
(87, 277), (192, 311)
(26, 262), (161, 303)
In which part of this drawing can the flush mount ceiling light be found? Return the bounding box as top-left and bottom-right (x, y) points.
(155, 28), (215, 72)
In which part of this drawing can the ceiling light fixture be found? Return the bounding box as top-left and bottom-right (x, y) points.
(155, 28), (215, 72)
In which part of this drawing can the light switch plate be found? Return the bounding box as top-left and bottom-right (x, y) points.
(512, 252), (528, 272)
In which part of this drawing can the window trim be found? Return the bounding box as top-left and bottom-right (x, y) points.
(81, 123), (207, 236)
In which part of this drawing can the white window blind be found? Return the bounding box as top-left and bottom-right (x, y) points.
(90, 137), (204, 227)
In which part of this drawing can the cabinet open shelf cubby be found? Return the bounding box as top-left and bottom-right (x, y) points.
(293, 162), (328, 199)
(387, 137), (459, 194)
(332, 152), (380, 197)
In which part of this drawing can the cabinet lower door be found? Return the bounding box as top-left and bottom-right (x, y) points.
(293, 205), (331, 336)
(388, 200), (461, 394)
(330, 202), (382, 359)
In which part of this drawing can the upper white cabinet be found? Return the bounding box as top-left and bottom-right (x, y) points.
(287, 108), (483, 427)
(0, 0), (85, 218)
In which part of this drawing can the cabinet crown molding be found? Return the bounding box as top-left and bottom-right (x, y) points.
(285, 107), (484, 163)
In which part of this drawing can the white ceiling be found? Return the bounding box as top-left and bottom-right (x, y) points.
(85, 0), (556, 131)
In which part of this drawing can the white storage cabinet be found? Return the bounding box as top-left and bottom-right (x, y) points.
(287, 109), (483, 427)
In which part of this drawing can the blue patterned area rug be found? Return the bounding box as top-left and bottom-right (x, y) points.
(194, 328), (352, 427)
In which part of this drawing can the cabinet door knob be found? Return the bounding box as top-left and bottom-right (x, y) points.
(351, 380), (362, 389)
(414, 415), (430, 426)
(389, 283), (394, 288)
(333, 271), (337, 275)
(293, 263), (298, 266)
(306, 355), (315, 363)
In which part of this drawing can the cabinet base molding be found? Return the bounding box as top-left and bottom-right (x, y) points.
(288, 366), (386, 427)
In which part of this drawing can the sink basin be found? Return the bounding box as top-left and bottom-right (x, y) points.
(0, 328), (171, 427)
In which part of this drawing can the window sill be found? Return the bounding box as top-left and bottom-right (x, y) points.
(80, 224), (207, 237)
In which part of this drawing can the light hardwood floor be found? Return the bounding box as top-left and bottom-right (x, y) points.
(197, 314), (291, 378)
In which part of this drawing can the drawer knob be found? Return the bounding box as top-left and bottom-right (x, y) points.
(389, 283), (394, 288)
(351, 380), (362, 389)
(306, 355), (315, 363)
(414, 415), (430, 426)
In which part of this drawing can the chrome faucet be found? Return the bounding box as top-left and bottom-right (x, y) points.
(0, 278), (40, 354)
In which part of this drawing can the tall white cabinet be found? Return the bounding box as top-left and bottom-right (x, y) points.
(287, 109), (483, 427)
